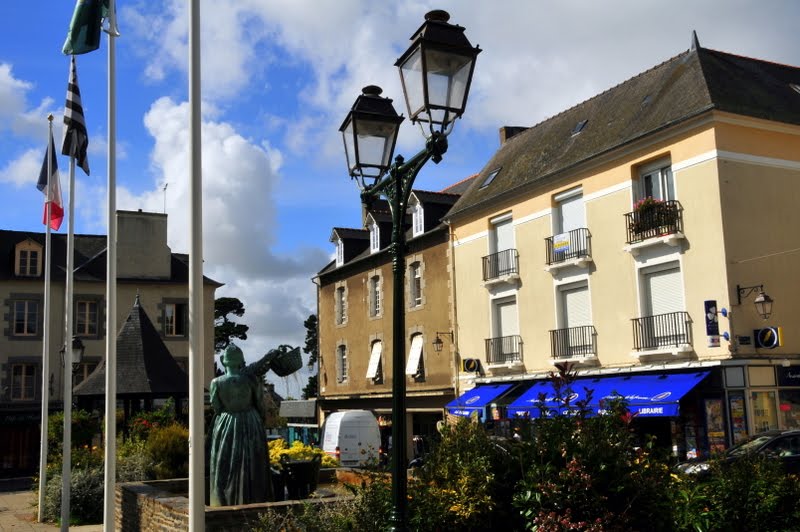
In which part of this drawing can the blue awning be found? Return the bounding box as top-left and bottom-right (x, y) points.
(446, 383), (514, 419)
(507, 371), (710, 418)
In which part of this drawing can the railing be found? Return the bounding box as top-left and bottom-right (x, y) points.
(482, 248), (519, 281)
(545, 228), (592, 265)
(624, 200), (683, 244)
(484, 335), (523, 364)
(550, 325), (597, 359)
(631, 311), (692, 351)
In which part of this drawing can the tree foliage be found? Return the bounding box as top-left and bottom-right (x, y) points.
(303, 314), (318, 366)
(214, 296), (249, 352)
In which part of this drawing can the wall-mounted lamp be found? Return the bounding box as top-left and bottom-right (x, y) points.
(432, 331), (454, 353)
(59, 335), (85, 370)
(737, 284), (774, 320)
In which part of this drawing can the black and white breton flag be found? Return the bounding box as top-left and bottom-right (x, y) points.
(62, 55), (90, 176)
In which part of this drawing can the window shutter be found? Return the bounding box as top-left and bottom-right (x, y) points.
(558, 194), (584, 233)
(562, 284), (590, 328)
(495, 298), (519, 337)
(366, 341), (382, 379)
(493, 218), (514, 253)
(405, 335), (424, 375)
(645, 266), (683, 315)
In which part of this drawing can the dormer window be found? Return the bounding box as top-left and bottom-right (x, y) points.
(369, 220), (380, 253)
(15, 240), (43, 277)
(412, 200), (424, 237)
(335, 237), (344, 267)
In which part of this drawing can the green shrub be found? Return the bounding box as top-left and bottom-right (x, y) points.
(42, 467), (104, 526)
(146, 422), (189, 480)
(117, 437), (155, 482)
(129, 398), (177, 441)
(47, 409), (101, 461)
(513, 370), (674, 531)
(699, 454), (800, 531)
(410, 418), (519, 531)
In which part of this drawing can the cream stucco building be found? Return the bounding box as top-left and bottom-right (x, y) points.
(444, 37), (800, 457)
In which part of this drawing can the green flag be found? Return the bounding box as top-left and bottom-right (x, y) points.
(62, 0), (109, 55)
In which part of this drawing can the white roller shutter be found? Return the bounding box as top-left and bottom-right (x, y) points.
(558, 194), (584, 233)
(494, 218), (514, 253)
(405, 335), (424, 375)
(495, 298), (519, 337)
(366, 341), (382, 379)
(645, 265), (683, 315)
(562, 284), (590, 328)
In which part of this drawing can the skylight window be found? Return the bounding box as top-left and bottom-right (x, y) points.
(571, 119), (588, 136)
(479, 168), (501, 189)
(790, 83), (800, 95)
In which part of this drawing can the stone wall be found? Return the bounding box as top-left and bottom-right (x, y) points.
(116, 477), (352, 532)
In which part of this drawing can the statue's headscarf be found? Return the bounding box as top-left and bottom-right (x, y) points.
(221, 343), (245, 369)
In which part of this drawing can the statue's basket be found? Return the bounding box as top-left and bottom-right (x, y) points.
(272, 348), (302, 377)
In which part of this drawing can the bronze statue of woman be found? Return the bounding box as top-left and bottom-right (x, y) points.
(208, 343), (279, 506)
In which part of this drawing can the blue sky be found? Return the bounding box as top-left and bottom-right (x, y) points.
(2, 1), (799, 396)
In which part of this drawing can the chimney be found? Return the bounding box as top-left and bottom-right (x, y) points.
(116, 210), (172, 279)
(499, 126), (528, 145)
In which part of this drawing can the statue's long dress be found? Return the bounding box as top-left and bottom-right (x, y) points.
(208, 373), (271, 506)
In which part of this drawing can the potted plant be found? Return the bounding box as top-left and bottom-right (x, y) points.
(632, 196), (670, 234)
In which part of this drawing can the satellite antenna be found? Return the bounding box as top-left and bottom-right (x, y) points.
(162, 183), (168, 213)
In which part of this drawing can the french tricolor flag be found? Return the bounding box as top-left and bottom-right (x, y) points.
(36, 131), (64, 231)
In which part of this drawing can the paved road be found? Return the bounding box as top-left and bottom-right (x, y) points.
(0, 479), (102, 531)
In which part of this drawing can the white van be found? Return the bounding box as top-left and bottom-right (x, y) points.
(322, 410), (381, 467)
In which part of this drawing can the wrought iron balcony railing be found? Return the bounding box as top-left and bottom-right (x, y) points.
(631, 311), (692, 351)
(484, 334), (523, 364)
(550, 325), (597, 359)
(545, 228), (592, 266)
(624, 200), (683, 245)
(482, 248), (519, 281)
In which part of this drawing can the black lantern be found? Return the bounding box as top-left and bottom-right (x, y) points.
(753, 290), (774, 320)
(339, 85), (404, 189)
(737, 284), (774, 320)
(60, 335), (86, 370)
(432, 331), (453, 353)
(395, 10), (481, 136)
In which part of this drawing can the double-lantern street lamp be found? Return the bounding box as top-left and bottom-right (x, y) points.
(339, 9), (480, 531)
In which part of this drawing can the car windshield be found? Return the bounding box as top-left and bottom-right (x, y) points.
(728, 434), (775, 456)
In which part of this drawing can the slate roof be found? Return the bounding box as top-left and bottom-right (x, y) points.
(0, 229), (221, 285)
(447, 44), (800, 219)
(74, 295), (189, 397)
(318, 182), (471, 278)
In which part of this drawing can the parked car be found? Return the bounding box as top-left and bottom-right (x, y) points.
(675, 429), (800, 476)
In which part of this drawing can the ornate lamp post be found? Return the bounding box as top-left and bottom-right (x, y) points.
(339, 10), (480, 531)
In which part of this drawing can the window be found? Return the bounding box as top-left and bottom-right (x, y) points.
(642, 262), (684, 317)
(75, 300), (99, 336)
(479, 168), (501, 189)
(409, 262), (422, 308)
(405, 334), (425, 380)
(13, 300), (39, 337)
(335, 238), (344, 267)
(10, 363), (36, 400)
(487, 296), (522, 364)
(366, 340), (383, 382)
(164, 302), (188, 337)
(15, 240), (42, 277)
(412, 200), (424, 236)
(369, 219), (380, 253)
(74, 362), (98, 385)
(555, 189), (584, 235)
(335, 286), (347, 325)
(337, 344), (348, 382)
(369, 275), (381, 317)
(555, 281), (594, 357)
(638, 161), (674, 202)
(19, 250), (39, 276)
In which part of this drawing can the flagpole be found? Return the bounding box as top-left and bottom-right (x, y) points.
(188, 1), (205, 530)
(103, 2), (119, 529)
(38, 115), (55, 522)
(60, 150), (77, 532)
